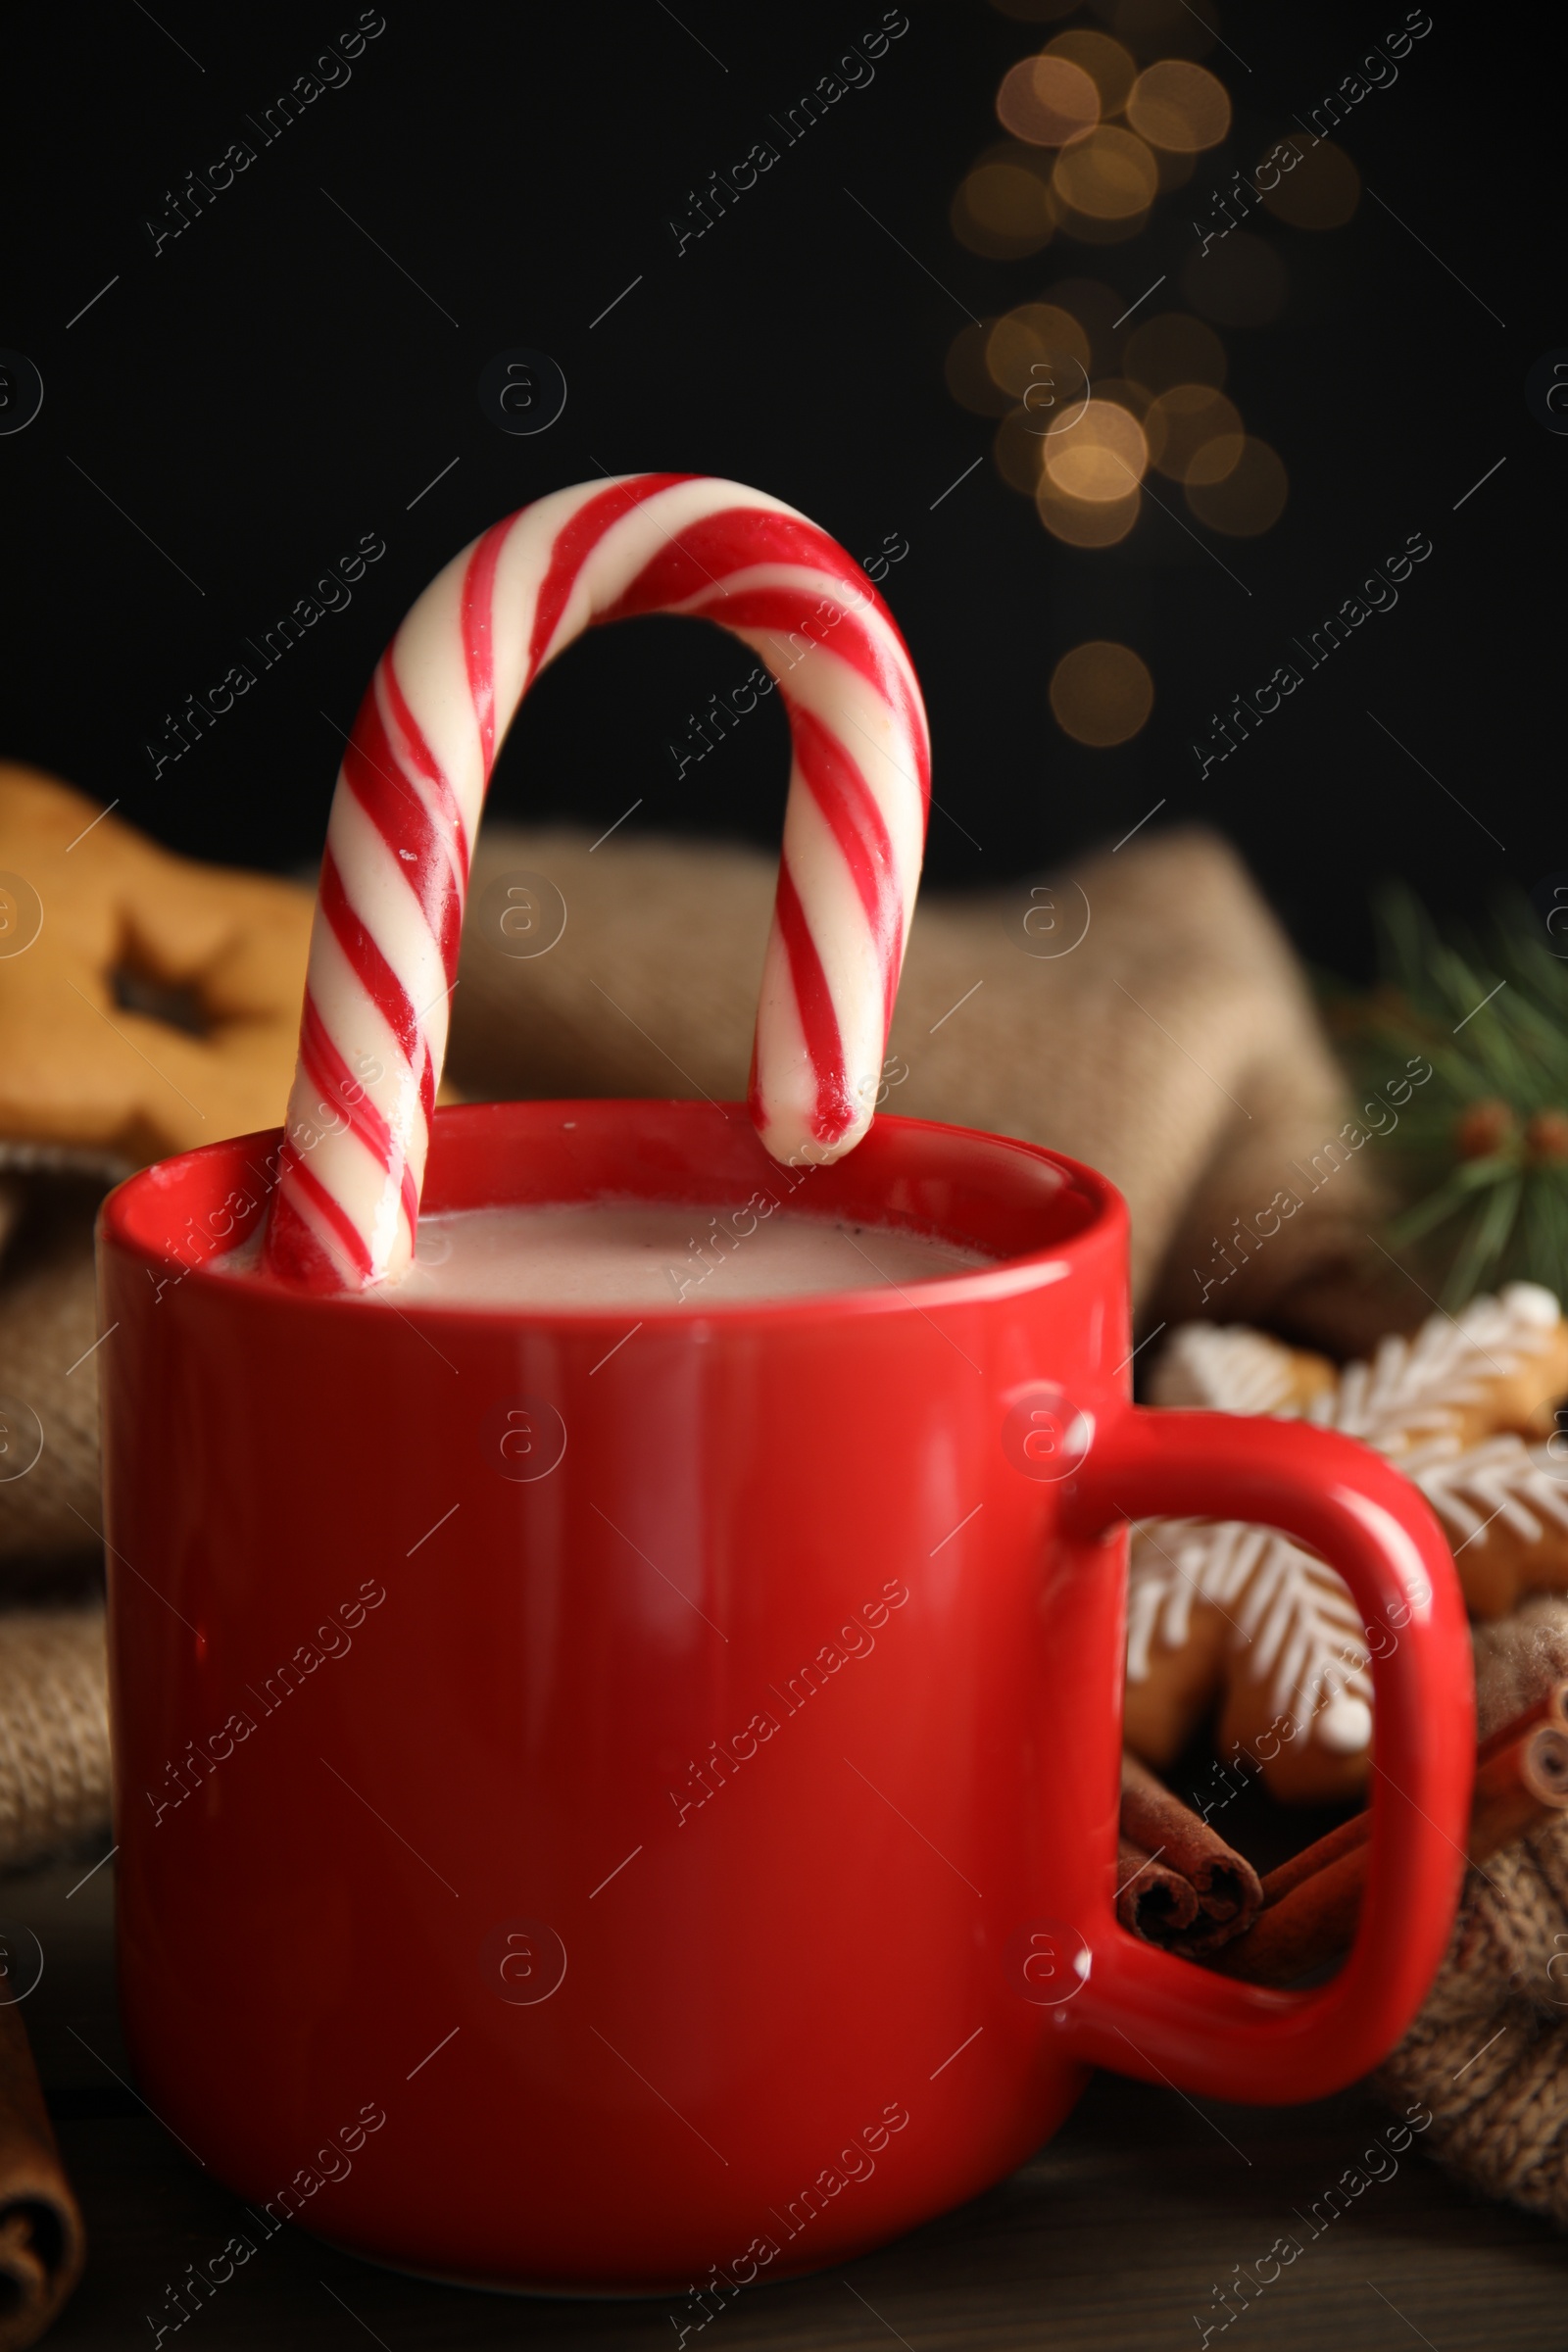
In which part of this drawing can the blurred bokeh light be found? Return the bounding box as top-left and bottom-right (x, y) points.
(1043, 30), (1138, 113)
(1050, 640), (1155, 742)
(1042, 396), (1149, 501)
(993, 406), (1049, 494)
(997, 52), (1100, 145)
(971, 13), (1309, 630)
(987, 302), (1094, 398)
(987, 309), (1096, 478)
(1106, 0), (1217, 59)
(1123, 310), (1227, 391)
(952, 149), (1057, 256)
(1143, 382), (1243, 480)
(1185, 436), (1289, 532)
(946, 319), (1017, 416)
(1037, 470), (1143, 546)
(1125, 59), (1230, 150)
(1259, 139), (1360, 228)
(1046, 276), (1126, 370)
(1053, 124), (1159, 224)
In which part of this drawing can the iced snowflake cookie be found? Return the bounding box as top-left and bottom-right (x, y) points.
(1125, 1285), (1568, 1801)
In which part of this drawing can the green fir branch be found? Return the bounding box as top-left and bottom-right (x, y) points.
(1334, 885), (1568, 1308)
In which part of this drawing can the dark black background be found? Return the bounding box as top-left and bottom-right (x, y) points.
(1, 1), (1554, 976)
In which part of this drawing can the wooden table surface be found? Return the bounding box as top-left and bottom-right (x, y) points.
(8, 1850), (1562, 2351)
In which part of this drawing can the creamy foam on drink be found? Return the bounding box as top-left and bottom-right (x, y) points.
(218, 1201), (992, 1307)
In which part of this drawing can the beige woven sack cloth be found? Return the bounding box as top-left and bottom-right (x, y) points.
(0, 814), (1391, 1869)
(0, 1153), (125, 1868)
(452, 821), (1396, 1343)
(1377, 1598), (1568, 2226)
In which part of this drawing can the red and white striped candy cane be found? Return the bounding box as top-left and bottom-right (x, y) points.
(263, 473), (931, 1291)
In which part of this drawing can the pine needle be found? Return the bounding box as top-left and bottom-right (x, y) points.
(1337, 886), (1568, 1307)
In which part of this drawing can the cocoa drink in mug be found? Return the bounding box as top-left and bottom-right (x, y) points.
(100, 476), (1472, 2294)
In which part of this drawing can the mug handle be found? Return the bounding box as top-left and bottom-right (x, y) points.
(1058, 1405), (1474, 2104)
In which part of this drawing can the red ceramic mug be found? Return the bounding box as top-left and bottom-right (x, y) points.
(99, 1099), (1473, 2296)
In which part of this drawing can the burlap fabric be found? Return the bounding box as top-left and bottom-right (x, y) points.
(0, 1150), (128, 1866)
(0, 1603), (111, 1868)
(1376, 1598), (1568, 2226)
(3, 810), (1396, 1872)
(453, 821), (1405, 1348)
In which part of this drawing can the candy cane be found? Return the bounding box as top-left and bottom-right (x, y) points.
(263, 473), (931, 1291)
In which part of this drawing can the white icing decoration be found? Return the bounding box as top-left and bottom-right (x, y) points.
(1127, 1286), (1567, 1762)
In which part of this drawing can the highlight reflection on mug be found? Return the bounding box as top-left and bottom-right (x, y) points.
(480, 1920), (567, 2005)
(1003, 1919), (1090, 2006)
(1001, 1385), (1093, 1482)
(481, 1397), (567, 1483)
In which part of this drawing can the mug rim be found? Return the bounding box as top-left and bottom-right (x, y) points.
(97, 1098), (1126, 1332)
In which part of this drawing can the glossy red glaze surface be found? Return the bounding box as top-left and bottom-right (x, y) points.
(98, 1101), (1474, 2293)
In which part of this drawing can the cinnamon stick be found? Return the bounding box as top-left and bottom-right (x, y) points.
(1119, 1750), (1263, 1951)
(1206, 1847), (1367, 1985)
(1475, 1674), (1568, 1763)
(0, 1999), (85, 2348)
(1211, 1690), (1568, 1987)
(1251, 1809), (1369, 1906)
(1116, 1838), (1201, 1942)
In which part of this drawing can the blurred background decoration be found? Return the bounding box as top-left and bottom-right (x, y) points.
(0, 2), (1539, 982)
(950, 0), (1353, 752)
(1333, 888), (1568, 1310)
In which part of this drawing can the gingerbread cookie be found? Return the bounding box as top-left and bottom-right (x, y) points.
(1128, 1284), (1568, 1801)
(0, 764), (314, 1162)
(1155, 1283), (1568, 1453)
(1125, 1514), (1375, 1803)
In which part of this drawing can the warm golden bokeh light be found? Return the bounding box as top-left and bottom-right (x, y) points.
(1186, 436), (1289, 533)
(1093, 374), (1154, 423)
(1125, 59), (1231, 151)
(952, 159), (1056, 257)
(1178, 230), (1287, 326)
(1123, 310), (1226, 392)
(1043, 30), (1138, 115)
(1186, 429), (1246, 486)
(1048, 278), (1125, 373)
(1110, 0), (1217, 60)
(997, 53), (1100, 146)
(1042, 397), (1149, 502)
(993, 408), (1048, 496)
(1259, 140), (1360, 229)
(1153, 144), (1197, 194)
(1052, 124), (1158, 220)
(1036, 472), (1143, 546)
(964, 14), (1280, 567)
(946, 320), (1017, 417)
(1049, 641), (1154, 744)
(1143, 382), (1242, 480)
(986, 303), (1093, 404)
